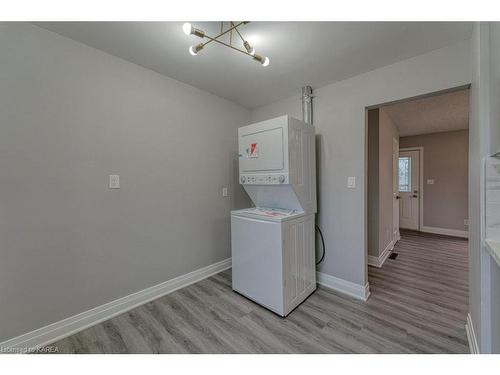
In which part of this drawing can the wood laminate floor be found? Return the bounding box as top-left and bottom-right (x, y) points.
(49, 230), (469, 353)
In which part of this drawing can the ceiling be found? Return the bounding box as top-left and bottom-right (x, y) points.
(35, 22), (473, 109)
(382, 89), (470, 137)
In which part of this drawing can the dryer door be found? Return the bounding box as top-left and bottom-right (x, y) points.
(239, 126), (284, 172)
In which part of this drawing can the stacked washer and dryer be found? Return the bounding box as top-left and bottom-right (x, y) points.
(231, 115), (317, 317)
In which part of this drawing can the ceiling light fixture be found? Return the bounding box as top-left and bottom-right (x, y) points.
(189, 43), (204, 56)
(182, 22), (205, 38)
(182, 21), (270, 67)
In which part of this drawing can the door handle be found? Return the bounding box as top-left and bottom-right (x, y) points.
(395, 196), (400, 200)
(412, 194), (418, 198)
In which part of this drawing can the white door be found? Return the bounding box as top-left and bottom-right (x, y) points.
(399, 150), (420, 230)
(392, 138), (400, 242)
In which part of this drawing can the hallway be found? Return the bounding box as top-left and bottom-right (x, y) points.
(368, 229), (469, 353)
(49, 231), (469, 353)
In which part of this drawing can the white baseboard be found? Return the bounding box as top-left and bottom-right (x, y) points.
(0, 258), (232, 352)
(368, 240), (394, 268)
(317, 272), (370, 301)
(421, 226), (468, 239)
(465, 313), (480, 354)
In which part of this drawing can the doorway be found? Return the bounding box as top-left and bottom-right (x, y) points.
(366, 86), (470, 269)
(364, 86), (471, 354)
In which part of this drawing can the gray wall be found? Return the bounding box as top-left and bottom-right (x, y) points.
(490, 24), (500, 154)
(399, 130), (469, 232)
(378, 108), (399, 251)
(0, 23), (250, 342)
(487, 22), (500, 354)
(367, 108), (399, 258)
(251, 40), (471, 288)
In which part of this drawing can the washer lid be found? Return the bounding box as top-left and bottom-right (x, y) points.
(231, 207), (305, 222)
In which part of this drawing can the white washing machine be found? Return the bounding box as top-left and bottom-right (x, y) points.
(231, 115), (317, 316)
(231, 208), (316, 316)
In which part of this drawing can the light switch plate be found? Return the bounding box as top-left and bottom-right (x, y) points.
(222, 187), (228, 197)
(109, 174), (120, 189)
(347, 176), (356, 189)
(427, 179), (435, 185)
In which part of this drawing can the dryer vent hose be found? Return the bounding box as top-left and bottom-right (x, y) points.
(315, 225), (325, 265)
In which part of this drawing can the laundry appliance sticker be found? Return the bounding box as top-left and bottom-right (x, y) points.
(247, 142), (259, 158)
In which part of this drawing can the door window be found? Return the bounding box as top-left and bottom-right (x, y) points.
(399, 157), (411, 192)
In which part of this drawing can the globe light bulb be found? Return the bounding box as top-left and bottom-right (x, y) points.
(189, 43), (204, 56)
(182, 23), (192, 35)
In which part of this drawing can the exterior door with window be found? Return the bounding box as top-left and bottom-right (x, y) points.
(399, 150), (420, 230)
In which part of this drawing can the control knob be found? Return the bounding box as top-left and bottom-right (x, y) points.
(240, 176), (246, 183)
(279, 175), (286, 183)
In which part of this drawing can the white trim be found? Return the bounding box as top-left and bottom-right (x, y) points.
(465, 313), (480, 354)
(367, 240), (394, 268)
(399, 147), (424, 231)
(316, 272), (370, 301)
(485, 239), (500, 268)
(421, 225), (469, 238)
(480, 244), (493, 353)
(0, 258), (232, 351)
(393, 137), (400, 244)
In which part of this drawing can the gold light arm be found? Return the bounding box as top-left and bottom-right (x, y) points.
(204, 35), (254, 57)
(234, 25), (246, 43)
(200, 21), (247, 48)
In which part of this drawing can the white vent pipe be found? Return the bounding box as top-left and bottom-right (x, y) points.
(301, 86), (313, 125)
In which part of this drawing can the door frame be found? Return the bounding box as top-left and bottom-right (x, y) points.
(399, 146), (424, 231)
(392, 137), (400, 242)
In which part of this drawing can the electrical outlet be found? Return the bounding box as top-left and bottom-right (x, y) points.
(427, 179), (435, 185)
(109, 174), (120, 189)
(222, 187), (228, 197)
(464, 219), (469, 226)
